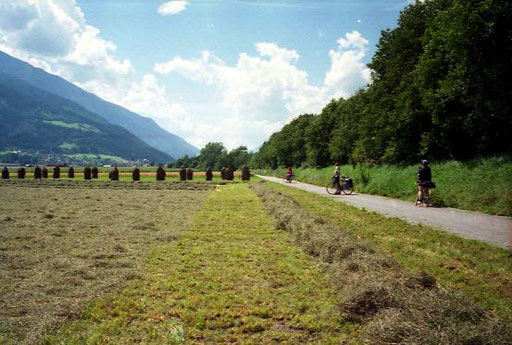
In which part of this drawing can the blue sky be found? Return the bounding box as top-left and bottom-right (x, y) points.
(0, 0), (409, 149)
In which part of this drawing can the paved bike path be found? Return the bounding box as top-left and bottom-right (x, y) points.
(257, 175), (512, 248)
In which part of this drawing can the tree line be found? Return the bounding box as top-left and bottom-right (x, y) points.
(167, 142), (252, 170)
(252, 0), (512, 169)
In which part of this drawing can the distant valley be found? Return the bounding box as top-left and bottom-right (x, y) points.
(0, 51), (198, 165)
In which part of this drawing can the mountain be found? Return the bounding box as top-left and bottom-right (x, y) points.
(0, 51), (199, 158)
(0, 72), (171, 162)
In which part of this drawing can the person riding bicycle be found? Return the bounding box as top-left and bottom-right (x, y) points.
(333, 162), (341, 194)
(286, 166), (294, 182)
(416, 159), (432, 206)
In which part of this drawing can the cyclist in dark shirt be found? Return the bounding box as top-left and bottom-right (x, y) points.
(416, 160), (432, 206)
(286, 166), (294, 183)
(333, 162), (341, 194)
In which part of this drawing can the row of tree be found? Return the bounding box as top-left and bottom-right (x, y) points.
(252, 0), (511, 168)
(167, 143), (252, 170)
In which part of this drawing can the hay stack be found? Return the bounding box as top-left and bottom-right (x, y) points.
(91, 166), (99, 179)
(132, 167), (140, 181)
(225, 167), (234, 180)
(68, 166), (75, 178)
(34, 166), (42, 179)
(156, 166), (166, 181)
(186, 168), (193, 180)
(179, 167), (187, 181)
(17, 167), (26, 179)
(2, 167), (9, 179)
(241, 165), (250, 181)
(52, 166), (60, 179)
(84, 166), (92, 180)
(110, 167), (119, 181)
(205, 167), (213, 181)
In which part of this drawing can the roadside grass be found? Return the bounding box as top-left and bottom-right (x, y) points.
(43, 184), (349, 344)
(264, 182), (512, 323)
(0, 185), (208, 344)
(251, 182), (512, 344)
(256, 155), (512, 216)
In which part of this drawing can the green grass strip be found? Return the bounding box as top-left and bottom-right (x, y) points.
(44, 183), (348, 344)
(265, 182), (512, 322)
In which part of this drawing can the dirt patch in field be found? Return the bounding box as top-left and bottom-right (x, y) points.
(0, 185), (209, 344)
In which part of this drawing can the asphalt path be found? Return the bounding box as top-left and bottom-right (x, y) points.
(257, 175), (512, 248)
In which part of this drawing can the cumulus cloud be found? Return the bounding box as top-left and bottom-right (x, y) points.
(0, 0), (134, 98)
(158, 1), (189, 16)
(0, 0), (81, 56)
(155, 42), (326, 122)
(0, 0), (187, 146)
(0, 0), (372, 151)
(154, 35), (371, 148)
(324, 31), (371, 98)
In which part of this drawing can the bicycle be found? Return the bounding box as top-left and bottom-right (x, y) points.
(283, 174), (294, 183)
(415, 181), (435, 207)
(326, 176), (353, 195)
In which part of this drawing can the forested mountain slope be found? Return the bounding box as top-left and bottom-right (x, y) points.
(0, 73), (171, 162)
(0, 51), (198, 159)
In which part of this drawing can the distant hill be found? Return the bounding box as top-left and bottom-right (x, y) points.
(0, 51), (199, 158)
(0, 73), (171, 162)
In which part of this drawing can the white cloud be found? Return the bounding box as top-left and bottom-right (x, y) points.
(0, 0), (191, 150)
(0, 0), (134, 98)
(154, 51), (219, 84)
(158, 1), (189, 16)
(155, 42), (326, 121)
(0, 0), (372, 151)
(324, 31), (371, 98)
(154, 35), (371, 148)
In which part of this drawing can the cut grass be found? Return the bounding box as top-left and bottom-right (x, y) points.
(263, 181), (512, 323)
(251, 182), (512, 344)
(0, 179), (237, 191)
(43, 184), (349, 344)
(0, 185), (208, 344)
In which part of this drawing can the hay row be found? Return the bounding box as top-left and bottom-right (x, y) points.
(0, 179), (236, 191)
(250, 182), (512, 345)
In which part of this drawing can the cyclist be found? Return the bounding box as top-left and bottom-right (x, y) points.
(333, 162), (341, 194)
(416, 159), (432, 206)
(285, 166), (294, 183)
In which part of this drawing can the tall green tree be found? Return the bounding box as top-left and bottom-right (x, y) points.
(416, 0), (512, 159)
(196, 142), (226, 169)
(306, 100), (343, 167)
(253, 0), (511, 168)
(271, 114), (314, 167)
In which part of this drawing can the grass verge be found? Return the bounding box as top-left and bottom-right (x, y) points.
(251, 182), (512, 344)
(262, 181), (512, 323)
(42, 183), (348, 344)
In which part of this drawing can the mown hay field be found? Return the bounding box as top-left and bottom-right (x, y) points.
(44, 184), (348, 344)
(0, 183), (210, 344)
(1, 180), (510, 344)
